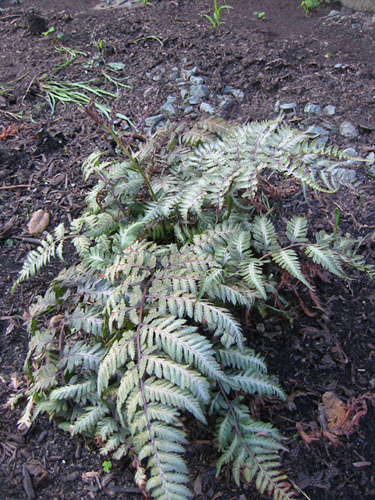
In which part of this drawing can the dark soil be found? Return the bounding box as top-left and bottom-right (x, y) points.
(1, 1), (375, 499)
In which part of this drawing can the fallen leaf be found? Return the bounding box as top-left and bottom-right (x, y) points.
(28, 210), (50, 235)
(322, 392), (349, 433)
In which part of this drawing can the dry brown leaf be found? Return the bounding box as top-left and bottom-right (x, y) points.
(28, 209), (50, 235)
(321, 392), (349, 433)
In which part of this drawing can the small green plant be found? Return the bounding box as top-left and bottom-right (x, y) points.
(204, 0), (233, 27)
(253, 11), (266, 20)
(102, 460), (112, 473)
(301, 0), (321, 13)
(14, 114), (374, 500)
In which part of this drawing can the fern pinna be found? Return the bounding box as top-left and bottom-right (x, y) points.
(15, 116), (374, 500)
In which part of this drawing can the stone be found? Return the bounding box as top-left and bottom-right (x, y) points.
(339, 120), (359, 139)
(279, 102), (297, 112)
(323, 105), (336, 116)
(145, 114), (164, 127)
(160, 101), (176, 116)
(189, 84), (209, 104)
(190, 76), (204, 85)
(200, 102), (215, 114)
(304, 103), (321, 114)
(366, 152), (375, 164)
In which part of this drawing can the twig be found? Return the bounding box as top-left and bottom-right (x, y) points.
(0, 184), (30, 190)
(12, 235), (41, 245)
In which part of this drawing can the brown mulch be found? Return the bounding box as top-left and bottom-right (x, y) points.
(1, 0), (375, 499)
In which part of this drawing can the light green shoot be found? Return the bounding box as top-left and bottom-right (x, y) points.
(253, 11), (266, 20)
(301, 0), (321, 13)
(102, 460), (112, 473)
(203, 0), (233, 28)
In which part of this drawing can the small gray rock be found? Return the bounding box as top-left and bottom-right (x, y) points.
(323, 105), (336, 116)
(183, 106), (194, 115)
(200, 102), (215, 114)
(304, 103), (321, 115)
(280, 102), (297, 112)
(190, 76), (204, 85)
(218, 95), (234, 111)
(339, 120), (359, 139)
(189, 84), (209, 105)
(182, 67), (198, 79)
(366, 152), (375, 164)
(145, 114), (164, 128)
(160, 102), (176, 116)
(328, 10), (340, 16)
(334, 63), (343, 69)
(230, 88), (244, 101)
(342, 148), (357, 157)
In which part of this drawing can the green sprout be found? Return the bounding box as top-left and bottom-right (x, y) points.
(301, 0), (321, 13)
(203, 0), (233, 28)
(253, 11), (266, 20)
(102, 460), (112, 473)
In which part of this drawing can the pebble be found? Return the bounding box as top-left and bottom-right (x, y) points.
(145, 114), (164, 127)
(279, 102), (297, 112)
(200, 102), (215, 114)
(160, 101), (176, 116)
(218, 95), (234, 111)
(342, 148), (357, 157)
(323, 105), (336, 116)
(339, 120), (359, 139)
(328, 10), (340, 16)
(366, 152), (375, 164)
(189, 84), (209, 105)
(182, 66), (198, 79)
(224, 85), (244, 101)
(304, 103), (321, 114)
(190, 76), (204, 85)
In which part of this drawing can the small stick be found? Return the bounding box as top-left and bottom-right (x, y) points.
(0, 184), (31, 190)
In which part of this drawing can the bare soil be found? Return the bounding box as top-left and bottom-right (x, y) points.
(1, 1), (375, 499)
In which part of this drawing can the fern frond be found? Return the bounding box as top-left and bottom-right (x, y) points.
(97, 333), (136, 395)
(271, 249), (311, 288)
(12, 233), (57, 290)
(305, 244), (346, 277)
(286, 216), (308, 244)
(50, 378), (97, 403)
(252, 216), (280, 253)
(70, 403), (109, 435)
(239, 259), (267, 299)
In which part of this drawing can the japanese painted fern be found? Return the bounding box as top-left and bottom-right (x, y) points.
(14, 116), (374, 500)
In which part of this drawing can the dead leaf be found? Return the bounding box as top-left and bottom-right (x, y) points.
(28, 209), (49, 235)
(48, 315), (65, 329)
(321, 392), (349, 433)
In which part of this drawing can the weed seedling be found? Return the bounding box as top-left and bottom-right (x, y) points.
(102, 461), (112, 473)
(204, 0), (232, 28)
(253, 11), (266, 20)
(301, 0), (321, 13)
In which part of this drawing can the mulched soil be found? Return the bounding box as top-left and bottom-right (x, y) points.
(1, 0), (375, 498)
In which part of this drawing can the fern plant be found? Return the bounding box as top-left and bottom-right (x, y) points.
(14, 115), (374, 500)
